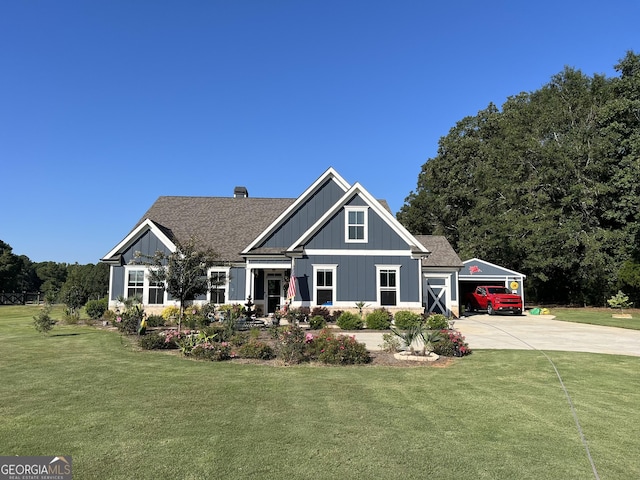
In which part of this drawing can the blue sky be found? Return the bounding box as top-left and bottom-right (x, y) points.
(1, 1), (638, 264)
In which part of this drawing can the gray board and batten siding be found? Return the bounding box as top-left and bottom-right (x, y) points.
(109, 229), (172, 301)
(257, 178), (346, 250)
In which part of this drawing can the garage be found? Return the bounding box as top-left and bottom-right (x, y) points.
(459, 258), (526, 310)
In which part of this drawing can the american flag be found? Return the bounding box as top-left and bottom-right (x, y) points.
(287, 266), (296, 301)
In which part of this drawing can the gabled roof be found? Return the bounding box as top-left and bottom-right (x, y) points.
(103, 196), (295, 263)
(460, 258), (526, 277)
(242, 167), (350, 254)
(101, 218), (177, 263)
(288, 182), (430, 255)
(414, 235), (463, 268)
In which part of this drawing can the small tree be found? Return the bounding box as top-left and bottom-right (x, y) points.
(140, 240), (219, 332)
(607, 290), (633, 314)
(33, 304), (55, 335)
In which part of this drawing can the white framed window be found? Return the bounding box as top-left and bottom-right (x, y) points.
(127, 269), (145, 299)
(344, 206), (368, 243)
(124, 266), (165, 305)
(376, 265), (400, 306)
(313, 264), (337, 306)
(209, 268), (229, 305)
(148, 279), (165, 305)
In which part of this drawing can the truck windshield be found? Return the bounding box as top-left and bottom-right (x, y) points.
(487, 287), (510, 294)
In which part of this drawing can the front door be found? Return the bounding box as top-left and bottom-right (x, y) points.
(267, 277), (282, 314)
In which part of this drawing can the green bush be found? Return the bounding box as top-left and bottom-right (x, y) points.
(336, 311), (364, 330)
(426, 314), (449, 330)
(238, 340), (275, 359)
(146, 314), (165, 327)
(85, 297), (108, 320)
(365, 308), (392, 330)
(114, 312), (140, 335)
(275, 325), (311, 364)
(393, 310), (423, 329)
(309, 315), (327, 330)
(191, 342), (232, 361)
(139, 332), (174, 350)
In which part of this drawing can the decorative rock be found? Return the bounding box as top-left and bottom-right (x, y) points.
(393, 351), (440, 362)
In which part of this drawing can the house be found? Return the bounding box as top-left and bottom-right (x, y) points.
(101, 168), (463, 317)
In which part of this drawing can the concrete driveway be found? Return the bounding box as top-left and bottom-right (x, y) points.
(351, 313), (640, 356)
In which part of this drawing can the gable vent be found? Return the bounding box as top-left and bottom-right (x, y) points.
(234, 186), (249, 198)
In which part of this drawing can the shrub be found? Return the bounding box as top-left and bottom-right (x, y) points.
(275, 325), (310, 364)
(432, 329), (472, 357)
(310, 307), (332, 323)
(114, 311), (141, 335)
(146, 314), (165, 327)
(139, 332), (174, 350)
(238, 340), (275, 359)
(103, 309), (116, 323)
(191, 342), (233, 361)
(330, 310), (344, 323)
(426, 314), (449, 330)
(309, 315), (327, 330)
(393, 310), (422, 329)
(311, 329), (371, 365)
(33, 305), (55, 335)
(63, 308), (80, 325)
(285, 307), (310, 324)
(85, 297), (108, 320)
(365, 308), (392, 330)
(161, 306), (180, 323)
(381, 332), (401, 353)
(336, 311), (364, 330)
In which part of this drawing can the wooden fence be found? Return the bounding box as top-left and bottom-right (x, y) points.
(0, 292), (43, 305)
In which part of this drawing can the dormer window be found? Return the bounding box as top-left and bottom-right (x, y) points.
(345, 206), (368, 243)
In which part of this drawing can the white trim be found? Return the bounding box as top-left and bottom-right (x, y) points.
(344, 206), (368, 243)
(305, 249), (413, 256)
(288, 183), (430, 254)
(241, 167), (350, 254)
(208, 267), (230, 305)
(376, 264), (401, 307)
(102, 218), (177, 261)
(123, 265), (167, 305)
(461, 257), (527, 278)
(423, 273), (451, 316)
(312, 264), (338, 307)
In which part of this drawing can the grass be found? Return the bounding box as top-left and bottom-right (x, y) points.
(550, 306), (640, 330)
(2, 305), (639, 479)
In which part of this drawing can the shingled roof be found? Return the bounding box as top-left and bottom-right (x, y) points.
(414, 235), (463, 268)
(133, 196), (296, 262)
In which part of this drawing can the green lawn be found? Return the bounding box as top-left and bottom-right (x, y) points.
(550, 306), (640, 330)
(1, 305), (639, 479)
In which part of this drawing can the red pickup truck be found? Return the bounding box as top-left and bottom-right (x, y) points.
(465, 286), (523, 315)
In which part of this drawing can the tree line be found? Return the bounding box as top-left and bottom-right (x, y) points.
(0, 239), (108, 304)
(398, 51), (640, 306)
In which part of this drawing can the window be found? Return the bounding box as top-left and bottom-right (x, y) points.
(148, 279), (164, 304)
(313, 265), (337, 306)
(345, 206), (368, 243)
(127, 270), (144, 299)
(377, 266), (400, 306)
(209, 270), (227, 304)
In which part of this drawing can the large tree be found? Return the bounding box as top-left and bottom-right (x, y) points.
(399, 51), (640, 305)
